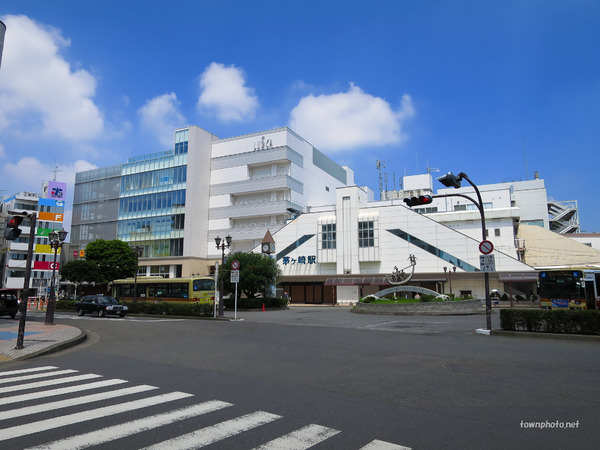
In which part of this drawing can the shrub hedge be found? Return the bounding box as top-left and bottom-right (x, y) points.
(54, 298), (287, 316)
(500, 309), (600, 335)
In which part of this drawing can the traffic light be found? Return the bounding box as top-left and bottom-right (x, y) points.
(403, 195), (433, 207)
(4, 215), (23, 240)
(437, 172), (462, 189)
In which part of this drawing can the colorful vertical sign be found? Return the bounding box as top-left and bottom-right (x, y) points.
(48, 181), (67, 200)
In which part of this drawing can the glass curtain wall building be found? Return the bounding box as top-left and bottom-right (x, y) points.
(71, 125), (350, 278)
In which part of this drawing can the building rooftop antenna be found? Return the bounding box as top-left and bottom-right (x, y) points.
(376, 160), (386, 200)
(426, 163), (440, 175)
(52, 160), (63, 181)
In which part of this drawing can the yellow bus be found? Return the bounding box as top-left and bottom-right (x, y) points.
(111, 276), (215, 304)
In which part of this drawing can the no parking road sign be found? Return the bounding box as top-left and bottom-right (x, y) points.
(231, 260), (240, 270)
(479, 240), (494, 255)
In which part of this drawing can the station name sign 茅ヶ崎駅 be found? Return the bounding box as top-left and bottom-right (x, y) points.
(282, 255), (316, 265)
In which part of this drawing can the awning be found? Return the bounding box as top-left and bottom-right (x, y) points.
(325, 276), (389, 286)
(498, 273), (539, 282)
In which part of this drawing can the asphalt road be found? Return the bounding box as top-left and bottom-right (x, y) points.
(0, 307), (598, 449)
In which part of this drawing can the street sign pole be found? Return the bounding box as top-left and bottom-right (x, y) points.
(213, 261), (219, 318)
(231, 260), (241, 321)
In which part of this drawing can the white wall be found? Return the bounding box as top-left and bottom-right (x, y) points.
(184, 126), (217, 258)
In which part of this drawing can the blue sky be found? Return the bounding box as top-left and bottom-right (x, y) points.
(1, 1), (599, 231)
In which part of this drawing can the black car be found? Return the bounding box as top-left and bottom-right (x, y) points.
(74, 295), (128, 318)
(0, 289), (19, 319)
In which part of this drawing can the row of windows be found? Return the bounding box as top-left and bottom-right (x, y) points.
(117, 214), (185, 238)
(321, 221), (378, 250)
(121, 166), (187, 193)
(174, 141), (188, 155)
(119, 190), (186, 214)
(124, 238), (184, 258)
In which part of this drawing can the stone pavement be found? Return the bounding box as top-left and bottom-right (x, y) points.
(0, 318), (86, 362)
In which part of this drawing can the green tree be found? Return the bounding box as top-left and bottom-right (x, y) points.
(60, 259), (102, 299)
(219, 251), (281, 299)
(84, 239), (137, 283)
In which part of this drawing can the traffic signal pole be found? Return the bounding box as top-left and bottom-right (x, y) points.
(436, 172), (493, 331)
(14, 212), (37, 350)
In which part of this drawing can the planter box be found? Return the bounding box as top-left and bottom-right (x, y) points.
(352, 299), (486, 316)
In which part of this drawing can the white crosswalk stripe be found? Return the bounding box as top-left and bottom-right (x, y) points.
(27, 400), (233, 450)
(0, 373), (102, 394)
(254, 423), (340, 449)
(0, 365), (410, 449)
(146, 411), (282, 449)
(0, 369), (78, 385)
(0, 384), (158, 420)
(0, 366), (60, 377)
(1, 379), (129, 406)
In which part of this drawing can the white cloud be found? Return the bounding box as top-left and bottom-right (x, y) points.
(0, 15), (104, 141)
(0, 157), (97, 197)
(138, 93), (186, 148)
(197, 62), (259, 122)
(289, 83), (414, 152)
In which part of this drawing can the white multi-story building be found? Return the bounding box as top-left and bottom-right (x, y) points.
(71, 126), (354, 277)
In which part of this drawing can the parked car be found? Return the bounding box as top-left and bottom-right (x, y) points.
(74, 295), (128, 318)
(0, 289), (20, 319)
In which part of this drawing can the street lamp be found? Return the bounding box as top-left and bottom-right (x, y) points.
(438, 171), (493, 331)
(443, 265), (457, 295)
(45, 228), (68, 325)
(215, 235), (232, 317)
(131, 245), (144, 303)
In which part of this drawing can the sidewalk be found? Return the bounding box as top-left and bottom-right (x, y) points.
(0, 319), (86, 362)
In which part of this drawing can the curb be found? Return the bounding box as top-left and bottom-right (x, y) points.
(0, 326), (88, 363)
(490, 329), (600, 342)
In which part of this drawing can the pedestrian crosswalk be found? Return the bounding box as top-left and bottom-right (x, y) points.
(0, 365), (411, 449)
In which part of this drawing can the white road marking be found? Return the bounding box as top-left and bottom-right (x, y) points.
(0, 366), (59, 377)
(0, 374), (102, 394)
(0, 391), (193, 441)
(360, 439), (412, 449)
(0, 369), (78, 385)
(0, 379), (129, 405)
(147, 411), (282, 449)
(254, 424), (341, 449)
(27, 400), (233, 450)
(0, 384), (158, 420)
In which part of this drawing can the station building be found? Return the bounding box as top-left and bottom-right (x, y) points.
(68, 124), (600, 304)
(267, 184), (536, 304)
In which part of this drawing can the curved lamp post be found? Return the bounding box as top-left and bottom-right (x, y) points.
(45, 228), (68, 325)
(215, 235), (232, 317)
(438, 171), (493, 331)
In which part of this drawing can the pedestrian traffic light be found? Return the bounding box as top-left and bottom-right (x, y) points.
(403, 195), (434, 207)
(4, 215), (23, 240)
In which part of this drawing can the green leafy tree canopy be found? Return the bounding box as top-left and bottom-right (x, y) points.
(60, 259), (102, 285)
(219, 251), (281, 299)
(84, 239), (137, 283)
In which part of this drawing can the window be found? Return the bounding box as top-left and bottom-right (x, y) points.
(358, 220), (374, 247)
(321, 224), (336, 249)
(495, 228), (501, 237)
